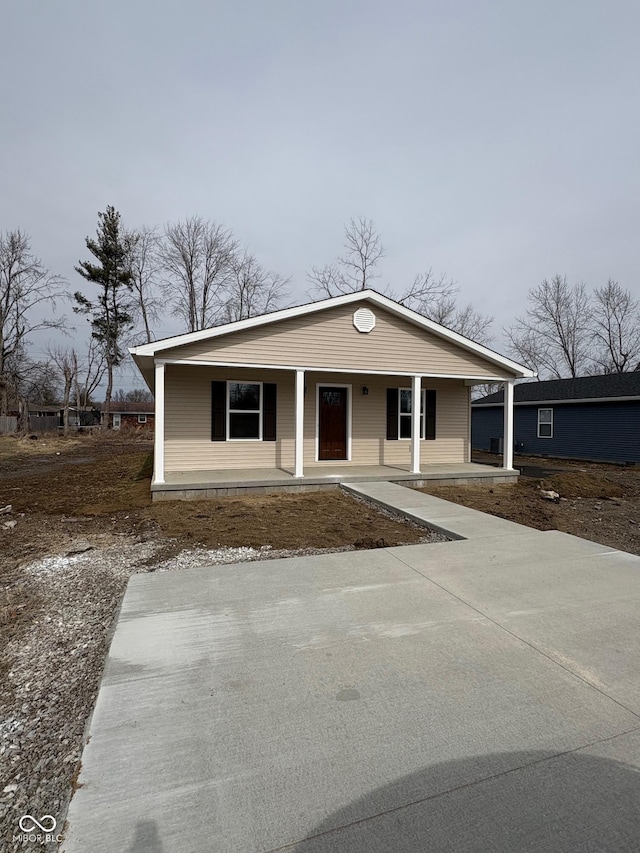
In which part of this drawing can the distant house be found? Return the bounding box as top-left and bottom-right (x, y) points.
(472, 372), (640, 464)
(103, 400), (155, 431)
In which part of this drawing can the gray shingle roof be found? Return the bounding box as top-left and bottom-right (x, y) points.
(473, 372), (640, 405)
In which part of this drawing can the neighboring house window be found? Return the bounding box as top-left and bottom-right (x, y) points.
(399, 388), (426, 439)
(138, 414), (147, 424)
(211, 381), (277, 442)
(537, 408), (553, 438)
(386, 388), (437, 440)
(113, 413), (121, 430)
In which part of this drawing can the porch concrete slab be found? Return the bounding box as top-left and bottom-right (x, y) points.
(63, 546), (640, 853)
(151, 463), (517, 497)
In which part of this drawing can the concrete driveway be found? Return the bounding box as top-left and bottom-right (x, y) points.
(62, 492), (640, 852)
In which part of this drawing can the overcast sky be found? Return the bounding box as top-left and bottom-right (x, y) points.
(3, 0), (639, 390)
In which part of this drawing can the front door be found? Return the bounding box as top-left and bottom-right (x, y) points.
(318, 387), (348, 460)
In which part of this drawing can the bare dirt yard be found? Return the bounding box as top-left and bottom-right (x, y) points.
(424, 451), (640, 557)
(0, 432), (438, 849)
(2, 436), (638, 850)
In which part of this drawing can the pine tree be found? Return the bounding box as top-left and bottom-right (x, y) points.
(74, 206), (134, 426)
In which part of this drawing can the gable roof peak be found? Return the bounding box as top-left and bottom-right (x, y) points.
(129, 287), (534, 379)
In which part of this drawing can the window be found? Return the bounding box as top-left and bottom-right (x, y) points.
(227, 382), (262, 440)
(386, 388), (436, 441)
(537, 408), (553, 438)
(137, 414), (147, 424)
(112, 413), (121, 430)
(399, 388), (426, 439)
(212, 381), (276, 442)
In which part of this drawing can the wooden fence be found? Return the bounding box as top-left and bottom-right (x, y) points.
(29, 415), (59, 433)
(0, 416), (17, 434)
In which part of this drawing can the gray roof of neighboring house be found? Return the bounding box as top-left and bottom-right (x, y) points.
(473, 371), (640, 406)
(28, 404), (61, 413)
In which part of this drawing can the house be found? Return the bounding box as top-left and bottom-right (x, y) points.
(103, 401), (155, 431)
(472, 372), (640, 464)
(129, 290), (534, 498)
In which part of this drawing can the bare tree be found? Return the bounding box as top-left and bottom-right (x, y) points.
(308, 218), (493, 340)
(113, 387), (153, 403)
(402, 278), (494, 344)
(222, 251), (290, 323)
(48, 345), (77, 435)
(590, 279), (640, 373)
(0, 229), (65, 415)
(396, 269), (458, 310)
(73, 338), (106, 409)
(126, 225), (162, 343)
(159, 216), (237, 332)
(505, 275), (591, 378)
(439, 302), (494, 344)
(308, 216), (385, 296)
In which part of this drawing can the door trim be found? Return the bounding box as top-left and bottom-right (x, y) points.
(315, 383), (352, 462)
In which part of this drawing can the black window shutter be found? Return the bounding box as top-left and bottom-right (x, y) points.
(263, 383), (277, 441)
(386, 388), (399, 440)
(211, 381), (226, 441)
(425, 390), (436, 440)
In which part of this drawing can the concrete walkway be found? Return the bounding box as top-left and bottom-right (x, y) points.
(61, 485), (640, 853)
(341, 480), (535, 540)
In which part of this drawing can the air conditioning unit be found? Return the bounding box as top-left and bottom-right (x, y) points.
(489, 437), (503, 454)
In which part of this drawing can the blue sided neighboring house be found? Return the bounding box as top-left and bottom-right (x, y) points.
(472, 372), (640, 465)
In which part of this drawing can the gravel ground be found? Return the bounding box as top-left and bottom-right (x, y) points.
(1, 519), (445, 852)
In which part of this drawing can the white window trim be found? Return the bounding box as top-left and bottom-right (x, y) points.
(137, 414), (147, 424)
(537, 407), (553, 439)
(227, 380), (263, 441)
(398, 388), (426, 440)
(315, 383), (352, 462)
(112, 413), (121, 430)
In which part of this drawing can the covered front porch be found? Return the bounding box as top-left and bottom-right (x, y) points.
(151, 460), (518, 500)
(151, 360), (518, 496)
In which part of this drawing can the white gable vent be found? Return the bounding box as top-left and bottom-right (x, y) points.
(353, 307), (376, 333)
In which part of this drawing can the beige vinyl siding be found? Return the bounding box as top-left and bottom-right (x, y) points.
(162, 302), (511, 380)
(305, 374), (469, 467)
(165, 366), (295, 472)
(164, 365), (469, 472)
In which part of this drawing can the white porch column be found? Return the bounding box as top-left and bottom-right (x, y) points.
(154, 361), (165, 484)
(411, 374), (421, 474)
(294, 369), (305, 478)
(503, 379), (514, 470)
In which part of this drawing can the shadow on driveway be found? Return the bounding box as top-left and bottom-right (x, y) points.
(291, 748), (640, 852)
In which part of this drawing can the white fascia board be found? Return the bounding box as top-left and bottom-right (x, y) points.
(157, 357), (513, 382)
(129, 292), (369, 356)
(364, 294), (535, 378)
(474, 395), (640, 407)
(473, 395), (640, 407)
(128, 290), (534, 379)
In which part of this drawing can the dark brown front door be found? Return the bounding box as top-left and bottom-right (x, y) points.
(318, 387), (348, 460)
